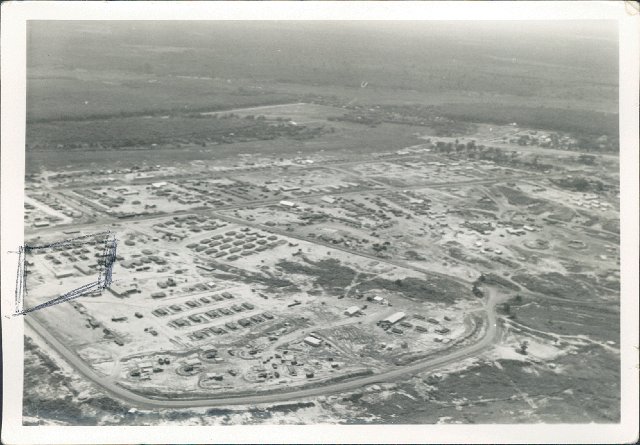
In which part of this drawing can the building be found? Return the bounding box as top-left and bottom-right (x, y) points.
(304, 336), (322, 347)
(54, 269), (75, 279)
(379, 312), (406, 329)
(185, 358), (201, 367)
(109, 283), (138, 298)
(74, 264), (93, 275)
(203, 372), (223, 381)
(279, 200), (296, 208)
(139, 361), (154, 371)
(344, 306), (361, 317)
(321, 196), (336, 204)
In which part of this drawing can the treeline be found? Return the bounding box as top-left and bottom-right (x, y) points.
(26, 98), (298, 124)
(327, 103), (476, 137)
(436, 103), (618, 140)
(27, 115), (326, 150)
(430, 141), (556, 172)
(551, 177), (609, 193)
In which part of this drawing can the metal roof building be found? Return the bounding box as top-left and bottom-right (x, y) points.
(304, 336), (322, 347)
(344, 306), (361, 316)
(381, 312), (406, 326)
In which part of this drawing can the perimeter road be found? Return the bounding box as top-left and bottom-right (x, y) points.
(24, 290), (502, 409)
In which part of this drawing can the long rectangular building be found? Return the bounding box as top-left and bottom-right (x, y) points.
(380, 311), (406, 326)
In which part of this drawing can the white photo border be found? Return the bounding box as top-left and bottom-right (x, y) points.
(2, 2), (638, 444)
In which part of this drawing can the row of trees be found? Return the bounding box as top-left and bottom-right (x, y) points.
(431, 140), (554, 170)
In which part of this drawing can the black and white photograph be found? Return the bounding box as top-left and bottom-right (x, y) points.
(1, 2), (638, 444)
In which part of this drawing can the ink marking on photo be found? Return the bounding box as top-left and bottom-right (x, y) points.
(13, 231), (118, 316)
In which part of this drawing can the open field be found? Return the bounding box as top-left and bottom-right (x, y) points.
(28, 22), (617, 120)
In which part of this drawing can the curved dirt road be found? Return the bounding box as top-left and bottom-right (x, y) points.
(25, 291), (502, 409)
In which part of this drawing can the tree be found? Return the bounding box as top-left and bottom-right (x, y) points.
(517, 341), (529, 355)
(578, 154), (596, 165)
(446, 142), (454, 152)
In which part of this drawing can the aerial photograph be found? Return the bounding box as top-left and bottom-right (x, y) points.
(19, 20), (621, 426)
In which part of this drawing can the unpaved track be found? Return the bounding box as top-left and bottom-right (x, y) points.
(24, 290), (502, 409)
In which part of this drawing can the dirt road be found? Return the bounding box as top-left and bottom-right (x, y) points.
(24, 290), (503, 409)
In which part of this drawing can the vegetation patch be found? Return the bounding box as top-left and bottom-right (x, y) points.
(27, 115), (326, 151)
(436, 103), (618, 144)
(511, 272), (597, 301)
(23, 336), (125, 425)
(360, 275), (469, 304)
(265, 401), (315, 413)
(494, 185), (543, 207)
(276, 258), (357, 290)
(479, 273), (521, 291)
(550, 176), (609, 193)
